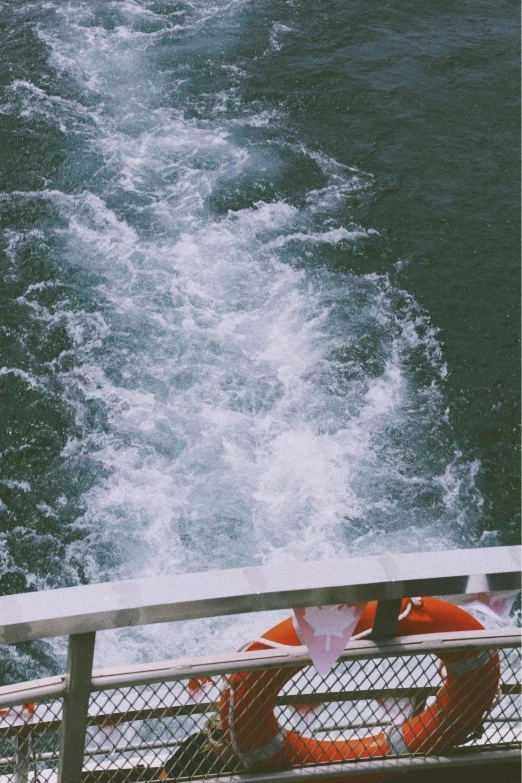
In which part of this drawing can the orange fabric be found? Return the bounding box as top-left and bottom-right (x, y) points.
(219, 597), (500, 776)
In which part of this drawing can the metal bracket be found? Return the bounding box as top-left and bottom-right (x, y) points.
(57, 632), (96, 783)
(371, 598), (403, 639)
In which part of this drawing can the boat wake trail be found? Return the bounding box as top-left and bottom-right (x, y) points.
(0, 0), (483, 666)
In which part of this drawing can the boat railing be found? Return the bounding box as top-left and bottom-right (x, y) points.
(0, 545), (519, 783)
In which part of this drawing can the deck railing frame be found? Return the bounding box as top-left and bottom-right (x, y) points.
(0, 544), (519, 783)
(1, 628), (520, 782)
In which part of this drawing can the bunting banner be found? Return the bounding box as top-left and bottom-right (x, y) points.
(187, 677), (215, 703)
(293, 602), (368, 676)
(0, 703), (35, 723)
(377, 697), (413, 725)
(449, 590), (519, 623)
(295, 702), (322, 729)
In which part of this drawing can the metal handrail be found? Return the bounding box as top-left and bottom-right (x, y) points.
(2, 628), (519, 709)
(0, 627), (519, 709)
(175, 749), (522, 783)
(0, 545), (519, 644)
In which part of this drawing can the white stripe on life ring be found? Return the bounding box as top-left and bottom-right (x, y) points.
(386, 725), (409, 755)
(237, 729), (287, 765)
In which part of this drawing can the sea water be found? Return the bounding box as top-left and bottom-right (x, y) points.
(0, 0), (518, 678)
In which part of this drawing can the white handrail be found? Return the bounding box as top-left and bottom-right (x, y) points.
(0, 545), (519, 644)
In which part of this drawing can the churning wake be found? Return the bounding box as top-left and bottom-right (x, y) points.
(0, 0), (484, 667)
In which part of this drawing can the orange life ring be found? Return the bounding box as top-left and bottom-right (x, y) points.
(219, 597), (499, 779)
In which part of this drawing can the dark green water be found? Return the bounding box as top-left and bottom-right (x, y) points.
(0, 0), (519, 675)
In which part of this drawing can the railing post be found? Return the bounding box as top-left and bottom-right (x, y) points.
(58, 632), (96, 783)
(371, 598), (403, 639)
(13, 729), (31, 783)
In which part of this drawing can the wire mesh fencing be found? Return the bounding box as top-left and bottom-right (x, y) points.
(0, 636), (519, 782)
(0, 698), (62, 782)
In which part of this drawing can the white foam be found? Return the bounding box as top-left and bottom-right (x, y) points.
(0, 481), (31, 492)
(266, 226), (376, 248)
(0, 367), (42, 389)
(15, 0), (486, 666)
(266, 22), (294, 54)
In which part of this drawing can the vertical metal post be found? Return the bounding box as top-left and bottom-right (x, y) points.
(371, 598), (403, 639)
(58, 632), (96, 783)
(13, 730), (31, 783)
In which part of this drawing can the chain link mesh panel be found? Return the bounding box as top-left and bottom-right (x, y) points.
(0, 698), (62, 782)
(0, 642), (519, 782)
(84, 641), (521, 781)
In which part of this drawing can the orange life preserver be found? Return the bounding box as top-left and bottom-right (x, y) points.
(219, 597), (499, 779)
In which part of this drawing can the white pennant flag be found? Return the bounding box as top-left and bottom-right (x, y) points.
(295, 702), (322, 730)
(450, 590), (519, 623)
(293, 603), (367, 676)
(377, 697), (413, 725)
